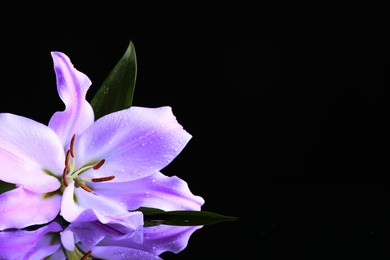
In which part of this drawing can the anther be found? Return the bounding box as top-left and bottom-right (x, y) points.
(81, 251), (92, 260)
(70, 134), (76, 158)
(62, 149), (72, 187)
(80, 185), (92, 192)
(91, 176), (115, 182)
(65, 150), (71, 167)
(62, 165), (69, 187)
(93, 159), (106, 170)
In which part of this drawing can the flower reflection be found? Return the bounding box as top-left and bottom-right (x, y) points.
(0, 218), (202, 259)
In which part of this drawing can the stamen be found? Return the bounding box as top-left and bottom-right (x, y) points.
(65, 150), (71, 166)
(62, 150), (71, 187)
(61, 134), (107, 189)
(80, 185), (92, 192)
(93, 159), (106, 170)
(70, 134), (76, 158)
(62, 165), (69, 187)
(91, 176), (115, 182)
(81, 251), (92, 260)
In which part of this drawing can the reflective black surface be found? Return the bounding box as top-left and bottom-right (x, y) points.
(1, 2), (388, 259)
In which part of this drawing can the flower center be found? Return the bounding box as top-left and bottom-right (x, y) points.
(62, 134), (114, 192)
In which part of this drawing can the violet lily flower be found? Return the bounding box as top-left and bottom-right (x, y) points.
(0, 52), (204, 231)
(0, 219), (202, 259)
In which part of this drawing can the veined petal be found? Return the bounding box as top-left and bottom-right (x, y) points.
(91, 172), (204, 211)
(143, 225), (203, 255)
(0, 221), (62, 259)
(0, 113), (64, 193)
(65, 221), (143, 249)
(0, 186), (62, 230)
(83, 246), (162, 260)
(95, 225), (202, 256)
(49, 52), (94, 148)
(61, 182), (143, 234)
(75, 106), (191, 182)
(27, 245), (61, 259)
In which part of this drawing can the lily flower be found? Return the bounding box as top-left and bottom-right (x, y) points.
(0, 219), (202, 259)
(0, 52), (204, 231)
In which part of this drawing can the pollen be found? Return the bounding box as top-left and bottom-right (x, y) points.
(93, 159), (106, 170)
(62, 165), (69, 187)
(91, 175), (115, 182)
(80, 185), (92, 192)
(65, 150), (71, 166)
(70, 134), (76, 158)
(63, 150), (71, 187)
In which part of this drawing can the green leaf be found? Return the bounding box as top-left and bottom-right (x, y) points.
(90, 40), (137, 120)
(137, 207), (238, 227)
(0, 181), (15, 194)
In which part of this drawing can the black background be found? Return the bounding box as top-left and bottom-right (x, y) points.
(1, 2), (388, 259)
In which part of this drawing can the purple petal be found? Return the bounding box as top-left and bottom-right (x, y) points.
(0, 113), (64, 193)
(65, 221), (143, 249)
(60, 229), (75, 251)
(62, 222), (106, 250)
(48, 248), (67, 259)
(74, 106), (191, 182)
(143, 225), (203, 255)
(0, 186), (61, 230)
(0, 221), (62, 259)
(61, 182), (143, 234)
(91, 172), (204, 211)
(83, 246), (162, 260)
(97, 224), (202, 256)
(27, 244), (62, 259)
(48, 52), (94, 148)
